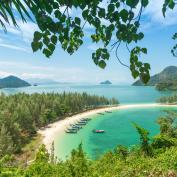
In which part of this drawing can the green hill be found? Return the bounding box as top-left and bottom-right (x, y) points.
(0, 75), (31, 89)
(132, 66), (177, 90)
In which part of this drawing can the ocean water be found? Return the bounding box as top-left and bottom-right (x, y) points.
(0, 84), (175, 104)
(54, 107), (177, 160)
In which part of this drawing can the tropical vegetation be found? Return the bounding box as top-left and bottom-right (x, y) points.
(0, 92), (118, 158)
(158, 94), (177, 104)
(156, 82), (177, 91)
(0, 110), (177, 176)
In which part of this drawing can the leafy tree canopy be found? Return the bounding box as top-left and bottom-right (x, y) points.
(0, 0), (176, 83)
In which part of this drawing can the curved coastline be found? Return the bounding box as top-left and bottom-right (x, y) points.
(38, 103), (177, 152)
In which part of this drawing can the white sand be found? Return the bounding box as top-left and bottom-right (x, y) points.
(38, 103), (177, 151)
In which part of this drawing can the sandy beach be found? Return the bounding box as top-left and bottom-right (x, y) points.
(38, 103), (177, 152)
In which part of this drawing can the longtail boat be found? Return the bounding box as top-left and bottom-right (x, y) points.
(105, 111), (112, 113)
(65, 129), (77, 134)
(97, 113), (104, 115)
(92, 129), (105, 133)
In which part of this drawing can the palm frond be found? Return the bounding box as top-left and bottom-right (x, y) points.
(0, 0), (34, 31)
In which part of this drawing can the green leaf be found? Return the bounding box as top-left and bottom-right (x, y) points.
(67, 46), (74, 55)
(119, 9), (129, 22)
(82, 9), (89, 19)
(141, 73), (150, 84)
(48, 43), (55, 52)
(31, 42), (42, 52)
(54, 10), (61, 18)
(75, 17), (81, 25)
(108, 4), (115, 13)
(142, 0), (149, 7)
(34, 31), (42, 41)
(98, 60), (106, 69)
(169, 0), (175, 9)
(43, 37), (50, 46)
(144, 63), (151, 69)
(142, 48), (147, 54)
(126, 0), (139, 8)
(98, 8), (105, 18)
(138, 32), (144, 40)
(51, 35), (57, 45)
(43, 48), (52, 58)
(132, 70), (139, 78)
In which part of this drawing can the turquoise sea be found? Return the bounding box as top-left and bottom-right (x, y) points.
(1, 84), (176, 160)
(0, 84), (174, 104)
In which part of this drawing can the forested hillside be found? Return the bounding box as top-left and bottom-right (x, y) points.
(0, 92), (118, 158)
(0, 76), (30, 88)
(133, 66), (177, 90)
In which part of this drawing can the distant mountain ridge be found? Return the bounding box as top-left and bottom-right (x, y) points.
(0, 76), (31, 89)
(132, 66), (177, 86)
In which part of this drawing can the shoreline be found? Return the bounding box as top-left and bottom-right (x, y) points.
(38, 103), (177, 152)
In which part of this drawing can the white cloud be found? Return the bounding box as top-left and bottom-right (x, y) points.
(0, 17), (37, 42)
(0, 43), (29, 52)
(6, 26), (20, 35)
(0, 71), (14, 78)
(21, 73), (54, 79)
(143, 0), (177, 26)
(0, 16), (20, 35)
(18, 21), (38, 42)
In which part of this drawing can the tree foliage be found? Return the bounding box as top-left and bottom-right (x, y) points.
(0, 92), (118, 156)
(133, 123), (153, 156)
(30, 0), (152, 83)
(157, 94), (177, 104)
(5, 0), (177, 83)
(0, 1), (177, 83)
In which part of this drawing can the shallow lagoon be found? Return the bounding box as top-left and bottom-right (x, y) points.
(55, 106), (177, 160)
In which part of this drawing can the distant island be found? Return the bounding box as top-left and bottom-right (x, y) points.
(100, 80), (112, 85)
(132, 66), (177, 91)
(0, 75), (31, 89)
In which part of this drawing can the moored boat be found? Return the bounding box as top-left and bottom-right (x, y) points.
(92, 129), (105, 133)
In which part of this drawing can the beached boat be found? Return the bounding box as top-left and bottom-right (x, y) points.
(67, 127), (79, 131)
(71, 125), (82, 129)
(92, 129), (105, 133)
(76, 122), (87, 125)
(79, 120), (88, 123)
(105, 111), (112, 113)
(65, 129), (77, 134)
(97, 113), (104, 115)
(81, 118), (91, 121)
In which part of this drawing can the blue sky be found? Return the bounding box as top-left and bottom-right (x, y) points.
(0, 0), (177, 84)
